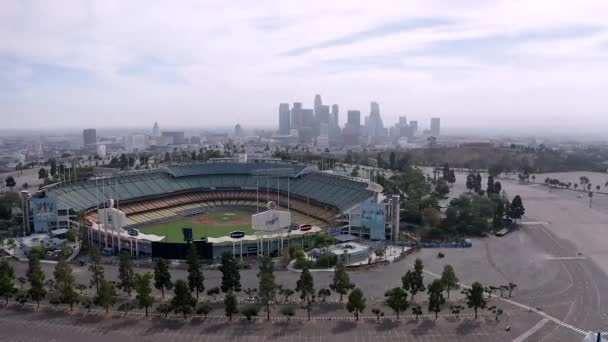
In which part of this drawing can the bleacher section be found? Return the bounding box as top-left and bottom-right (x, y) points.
(83, 189), (338, 229)
(49, 162), (375, 227)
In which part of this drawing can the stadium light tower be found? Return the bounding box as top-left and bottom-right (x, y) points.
(251, 168), (295, 257)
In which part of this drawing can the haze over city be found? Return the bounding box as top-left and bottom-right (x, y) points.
(2, 0), (608, 134)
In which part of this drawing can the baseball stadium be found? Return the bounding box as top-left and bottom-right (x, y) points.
(38, 159), (381, 259)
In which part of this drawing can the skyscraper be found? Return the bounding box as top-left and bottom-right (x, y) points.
(291, 102), (303, 129)
(278, 103), (290, 134)
(430, 118), (441, 136)
(331, 104), (339, 127)
(366, 101), (385, 144)
(83, 129), (97, 148)
(344, 110), (361, 145)
(314, 94), (323, 116)
(152, 122), (161, 137)
(409, 120), (418, 137)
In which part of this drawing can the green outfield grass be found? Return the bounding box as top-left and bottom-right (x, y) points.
(137, 210), (254, 243)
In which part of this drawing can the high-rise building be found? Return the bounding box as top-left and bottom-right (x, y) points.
(430, 118), (441, 136)
(83, 129), (97, 148)
(366, 101), (385, 145)
(314, 94), (323, 116)
(152, 122), (161, 137)
(234, 124), (243, 137)
(344, 110), (361, 145)
(291, 102), (303, 129)
(410, 120), (418, 136)
(278, 103), (290, 134)
(162, 131), (186, 145)
(331, 104), (339, 127)
(347, 110), (361, 127)
(317, 105), (330, 124)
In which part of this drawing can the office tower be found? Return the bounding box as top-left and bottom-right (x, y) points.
(344, 110), (361, 145)
(234, 124), (243, 137)
(430, 117), (441, 136)
(302, 109), (315, 127)
(152, 122), (161, 137)
(278, 103), (290, 134)
(398, 116), (407, 126)
(366, 101), (385, 144)
(314, 94), (323, 116)
(162, 131), (186, 144)
(347, 110), (361, 128)
(331, 104), (339, 127)
(83, 129), (97, 148)
(291, 102), (303, 129)
(409, 120), (418, 136)
(317, 105), (330, 124)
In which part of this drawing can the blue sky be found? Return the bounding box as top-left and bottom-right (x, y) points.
(1, 0), (607, 132)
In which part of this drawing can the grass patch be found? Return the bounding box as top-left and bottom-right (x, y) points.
(138, 210), (254, 243)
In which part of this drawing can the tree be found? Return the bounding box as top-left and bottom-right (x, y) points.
(88, 248), (105, 294)
(295, 267), (315, 321)
(465, 174), (475, 192)
(171, 279), (196, 319)
(384, 287), (409, 319)
(0, 260), (17, 304)
(440, 265), (459, 299)
(257, 256), (277, 320)
(318, 288), (331, 303)
(76, 283), (87, 295)
(450, 304), (464, 319)
(5, 176), (16, 190)
(154, 258), (173, 299)
(118, 253), (135, 296)
(487, 305), (504, 321)
(435, 178), (450, 198)
(224, 290), (238, 321)
(403, 259), (426, 302)
(494, 181), (502, 194)
(475, 173), (482, 193)
(219, 252), (241, 293)
(207, 286), (220, 301)
(117, 300), (136, 316)
(134, 272), (154, 316)
(53, 259), (79, 310)
(38, 168), (49, 180)
(157, 303), (172, 318)
(465, 282), (487, 319)
(281, 306), (296, 320)
(330, 260), (354, 302)
(507, 282), (517, 297)
(508, 195), (525, 222)
(346, 288), (366, 321)
(48, 159), (58, 178)
(240, 305), (260, 321)
(280, 287), (295, 303)
(588, 191), (594, 208)
(65, 228), (77, 243)
(94, 279), (116, 314)
(427, 279), (445, 320)
(196, 303), (213, 319)
(411, 304), (423, 320)
(26, 254), (46, 306)
(371, 308), (385, 321)
(486, 175), (495, 194)
(186, 244), (205, 300)
(422, 207), (441, 228)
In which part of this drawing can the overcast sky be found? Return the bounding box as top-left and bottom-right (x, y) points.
(1, 0), (607, 133)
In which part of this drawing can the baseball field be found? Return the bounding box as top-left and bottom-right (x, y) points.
(137, 210), (254, 243)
